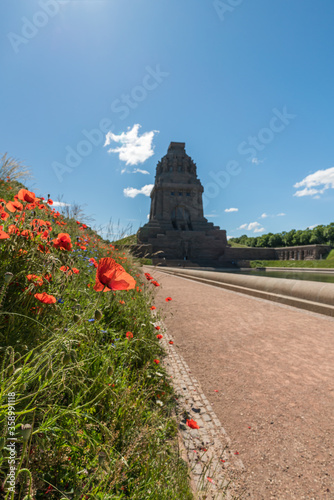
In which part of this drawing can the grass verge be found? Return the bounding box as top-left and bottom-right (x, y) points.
(0, 180), (193, 499)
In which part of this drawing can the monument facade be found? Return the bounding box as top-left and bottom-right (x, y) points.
(137, 142), (228, 263)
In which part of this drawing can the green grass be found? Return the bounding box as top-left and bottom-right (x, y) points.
(112, 234), (137, 247)
(250, 255), (334, 268)
(228, 241), (249, 248)
(0, 180), (194, 499)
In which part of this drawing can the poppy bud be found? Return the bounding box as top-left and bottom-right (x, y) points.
(98, 451), (107, 465)
(73, 314), (81, 323)
(4, 272), (13, 283)
(21, 424), (32, 443)
(45, 368), (53, 381)
(63, 353), (71, 365)
(94, 309), (102, 321)
(107, 366), (113, 376)
(7, 364), (14, 376)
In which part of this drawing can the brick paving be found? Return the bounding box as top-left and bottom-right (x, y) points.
(146, 267), (334, 499)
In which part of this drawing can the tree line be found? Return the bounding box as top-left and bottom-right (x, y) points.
(230, 223), (334, 248)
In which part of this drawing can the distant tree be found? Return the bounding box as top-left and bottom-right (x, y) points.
(268, 233), (283, 247)
(310, 225), (326, 244)
(300, 229), (312, 245)
(324, 223), (334, 246)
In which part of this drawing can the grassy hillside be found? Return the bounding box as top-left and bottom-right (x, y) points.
(0, 179), (193, 499)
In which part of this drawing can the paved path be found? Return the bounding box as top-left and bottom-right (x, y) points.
(146, 267), (334, 499)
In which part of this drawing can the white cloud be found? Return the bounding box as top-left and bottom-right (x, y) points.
(260, 213), (268, 218)
(225, 208), (238, 213)
(238, 221), (265, 233)
(308, 224), (318, 229)
(293, 167), (334, 197)
(133, 168), (150, 175)
(251, 157), (264, 165)
(52, 201), (71, 207)
(205, 213), (219, 218)
(104, 124), (158, 167)
(227, 235), (233, 240)
(123, 184), (154, 198)
(277, 212), (286, 216)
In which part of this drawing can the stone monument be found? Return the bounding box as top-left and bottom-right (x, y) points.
(137, 142), (228, 263)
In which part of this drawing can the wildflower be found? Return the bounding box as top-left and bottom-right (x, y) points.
(6, 200), (23, 213)
(165, 297), (172, 302)
(26, 274), (43, 286)
(93, 257), (136, 292)
(53, 233), (72, 251)
(150, 306), (156, 310)
(153, 359), (160, 364)
(0, 226), (9, 239)
(17, 188), (37, 203)
(186, 419), (200, 429)
(156, 334), (163, 339)
(47, 198), (53, 205)
(169, 341), (174, 345)
(34, 292), (56, 304)
(119, 300), (125, 305)
(0, 210), (9, 221)
(126, 331), (133, 339)
(151, 280), (160, 287)
(155, 326), (161, 331)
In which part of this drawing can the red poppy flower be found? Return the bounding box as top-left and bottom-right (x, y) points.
(169, 341), (174, 345)
(186, 419), (199, 429)
(156, 334), (163, 339)
(53, 233), (72, 251)
(44, 274), (52, 282)
(60, 265), (71, 274)
(93, 258), (136, 292)
(0, 226), (9, 239)
(155, 326), (161, 331)
(150, 306), (156, 310)
(0, 210), (9, 221)
(38, 244), (50, 253)
(17, 188), (36, 203)
(7, 225), (19, 235)
(72, 268), (79, 274)
(6, 200), (23, 213)
(153, 359), (160, 364)
(126, 331), (133, 339)
(27, 274), (43, 286)
(47, 199), (53, 205)
(165, 297), (172, 302)
(151, 281), (160, 287)
(34, 292), (56, 304)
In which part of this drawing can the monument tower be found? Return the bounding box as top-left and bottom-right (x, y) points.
(137, 142), (228, 263)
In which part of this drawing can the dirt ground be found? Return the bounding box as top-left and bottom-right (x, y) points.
(147, 268), (334, 499)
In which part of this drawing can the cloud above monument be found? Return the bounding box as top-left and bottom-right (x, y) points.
(225, 208), (238, 213)
(238, 221), (265, 233)
(293, 167), (334, 197)
(104, 124), (158, 168)
(260, 212), (286, 219)
(123, 184), (154, 198)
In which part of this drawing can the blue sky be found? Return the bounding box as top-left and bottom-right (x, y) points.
(2, 0), (334, 239)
